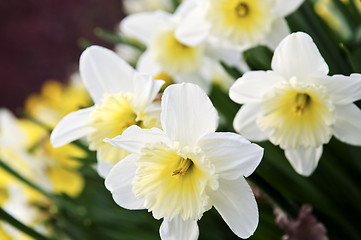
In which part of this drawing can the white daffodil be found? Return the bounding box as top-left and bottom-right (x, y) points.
(176, 0), (304, 51)
(50, 46), (164, 177)
(120, 1), (244, 92)
(104, 83), (263, 239)
(229, 32), (361, 176)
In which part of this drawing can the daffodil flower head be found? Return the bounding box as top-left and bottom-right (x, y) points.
(104, 83), (264, 239)
(230, 32), (361, 176)
(176, 0), (304, 50)
(120, 1), (244, 92)
(50, 46), (164, 177)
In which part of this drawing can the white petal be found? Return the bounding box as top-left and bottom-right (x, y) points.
(261, 18), (290, 50)
(105, 154), (145, 210)
(173, 0), (197, 19)
(229, 71), (284, 104)
(321, 74), (361, 105)
(175, 5), (210, 46)
(271, 32), (329, 79)
(120, 10), (172, 45)
(199, 132), (263, 178)
(274, 0), (305, 17)
(0, 108), (25, 147)
(79, 46), (135, 104)
(136, 50), (163, 76)
(159, 217), (199, 240)
(333, 104), (361, 146)
(233, 104), (269, 141)
(96, 161), (113, 179)
(50, 107), (94, 148)
(205, 44), (242, 67)
(209, 178), (258, 239)
(284, 146), (323, 176)
(174, 71), (210, 93)
(132, 72), (164, 111)
(104, 125), (170, 154)
(161, 83), (218, 147)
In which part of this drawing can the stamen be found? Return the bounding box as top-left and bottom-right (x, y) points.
(172, 158), (193, 176)
(235, 2), (249, 17)
(294, 93), (311, 114)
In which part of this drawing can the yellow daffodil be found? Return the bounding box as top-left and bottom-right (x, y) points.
(25, 74), (92, 129)
(105, 83), (263, 239)
(50, 46), (164, 177)
(176, 0), (304, 50)
(229, 32), (361, 176)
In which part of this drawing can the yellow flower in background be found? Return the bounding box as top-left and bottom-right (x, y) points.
(25, 73), (92, 128)
(50, 46), (164, 177)
(19, 120), (85, 197)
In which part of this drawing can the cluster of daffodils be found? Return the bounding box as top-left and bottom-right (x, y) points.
(2, 0), (361, 239)
(0, 76), (91, 239)
(51, 46), (264, 239)
(51, 0), (360, 239)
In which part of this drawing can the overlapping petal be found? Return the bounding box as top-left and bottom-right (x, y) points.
(209, 178), (258, 239)
(105, 154), (145, 210)
(271, 32), (329, 79)
(50, 107), (94, 148)
(161, 83), (218, 148)
(333, 104), (361, 146)
(121, 10), (172, 45)
(274, 0), (305, 17)
(284, 146), (323, 176)
(230, 71), (284, 103)
(199, 132), (263, 178)
(104, 125), (170, 154)
(233, 104), (269, 141)
(79, 46), (135, 104)
(160, 216), (199, 240)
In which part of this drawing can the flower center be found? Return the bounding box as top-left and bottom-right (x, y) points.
(151, 29), (204, 75)
(235, 2), (249, 17)
(206, 0), (274, 45)
(87, 93), (157, 165)
(294, 93), (311, 114)
(172, 158), (193, 176)
(258, 81), (335, 149)
(133, 144), (216, 220)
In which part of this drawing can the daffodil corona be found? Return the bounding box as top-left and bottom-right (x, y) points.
(229, 32), (361, 176)
(105, 83), (264, 239)
(50, 46), (164, 177)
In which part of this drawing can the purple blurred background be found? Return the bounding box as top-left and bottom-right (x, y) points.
(0, 0), (124, 113)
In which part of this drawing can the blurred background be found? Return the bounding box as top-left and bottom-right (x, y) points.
(0, 0), (124, 113)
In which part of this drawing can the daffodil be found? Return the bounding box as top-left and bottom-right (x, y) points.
(176, 0), (304, 50)
(120, 1), (244, 92)
(104, 83), (263, 239)
(229, 32), (361, 176)
(50, 46), (164, 177)
(25, 74), (92, 128)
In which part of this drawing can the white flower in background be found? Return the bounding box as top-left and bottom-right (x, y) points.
(176, 0), (304, 51)
(229, 32), (361, 176)
(120, 1), (245, 92)
(50, 46), (164, 177)
(0, 109), (51, 190)
(123, 0), (173, 15)
(105, 83), (263, 239)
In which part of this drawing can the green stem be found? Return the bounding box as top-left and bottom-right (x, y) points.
(0, 160), (52, 199)
(0, 208), (54, 240)
(94, 28), (146, 51)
